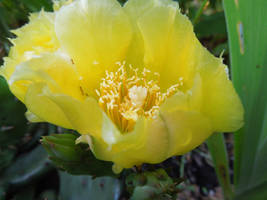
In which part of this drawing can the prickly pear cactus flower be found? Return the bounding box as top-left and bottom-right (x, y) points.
(0, 0), (244, 173)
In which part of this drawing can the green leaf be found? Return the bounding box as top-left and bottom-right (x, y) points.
(41, 133), (115, 177)
(223, 0), (267, 198)
(59, 172), (121, 200)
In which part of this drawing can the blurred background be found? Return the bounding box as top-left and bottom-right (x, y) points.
(0, 0), (243, 199)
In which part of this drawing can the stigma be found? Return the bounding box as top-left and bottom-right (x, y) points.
(96, 62), (183, 133)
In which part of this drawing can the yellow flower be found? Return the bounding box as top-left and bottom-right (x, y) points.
(0, 0), (244, 173)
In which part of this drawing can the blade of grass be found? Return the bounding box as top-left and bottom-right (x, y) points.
(206, 133), (233, 200)
(193, 0), (209, 25)
(223, 0), (267, 198)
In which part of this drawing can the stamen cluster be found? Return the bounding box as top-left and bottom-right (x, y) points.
(96, 62), (183, 132)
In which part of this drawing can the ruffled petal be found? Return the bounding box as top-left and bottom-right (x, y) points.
(124, 0), (199, 91)
(46, 93), (104, 137)
(9, 52), (82, 102)
(0, 11), (58, 80)
(24, 83), (73, 128)
(90, 116), (169, 169)
(25, 81), (105, 138)
(159, 110), (212, 157)
(158, 74), (213, 156)
(123, 0), (154, 67)
(55, 0), (132, 95)
(8, 52), (84, 129)
(198, 56), (244, 132)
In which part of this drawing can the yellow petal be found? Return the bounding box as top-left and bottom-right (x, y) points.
(0, 11), (58, 80)
(46, 94), (103, 137)
(124, 0), (198, 91)
(90, 116), (169, 169)
(156, 77), (210, 157)
(9, 52), (83, 129)
(90, 108), (212, 170)
(198, 57), (244, 132)
(123, 0), (154, 67)
(55, 0), (132, 95)
(25, 81), (105, 137)
(9, 52), (82, 102)
(159, 110), (212, 157)
(159, 74), (203, 113)
(25, 83), (73, 129)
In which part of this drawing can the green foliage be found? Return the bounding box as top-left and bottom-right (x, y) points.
(223, 0), (267, 199)
(42, 133), (115, 177)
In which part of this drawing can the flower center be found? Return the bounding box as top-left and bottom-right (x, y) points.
(96, 62), (183, 133)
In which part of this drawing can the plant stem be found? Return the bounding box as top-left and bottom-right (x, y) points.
(179, 155), (185, 177)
